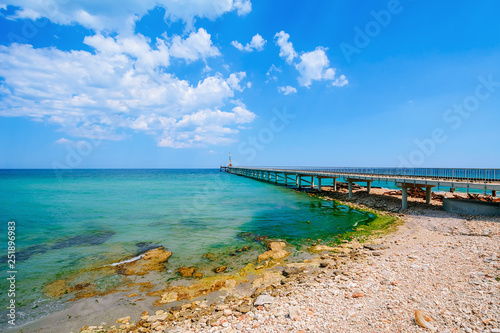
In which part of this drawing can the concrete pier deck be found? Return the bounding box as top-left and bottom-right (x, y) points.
(225, 167), (500, 209)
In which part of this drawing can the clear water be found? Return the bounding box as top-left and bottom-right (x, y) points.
(0, 169), (373, 327)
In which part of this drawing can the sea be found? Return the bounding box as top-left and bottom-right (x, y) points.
(0, 169), (375, 328)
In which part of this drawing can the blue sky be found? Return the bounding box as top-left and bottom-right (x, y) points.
(0, 0), (499, 168)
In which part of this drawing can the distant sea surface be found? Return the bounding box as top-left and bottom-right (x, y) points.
(0, 169), (373, 327)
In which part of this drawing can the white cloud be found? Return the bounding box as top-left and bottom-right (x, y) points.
(295, 47), (348, 87)
(233, 0), (252, 15)
(231, 33), (266, 52)
(231, 41), (245, 51)
(55, 138), (73, 145)
(272, 31), (347, 88)
(274, 31), (297, 64)
(227, 72), (247, 91)
(277, 86), (297, 95)
(266, 64), (281, 82)
(3, 0), (252, 33)
(169, 28), (220, 62)
(84, 33), (170, 70)
(331, 75), (348, 87)
(0, 42), (254, 147)
(158, 104), (255, 148)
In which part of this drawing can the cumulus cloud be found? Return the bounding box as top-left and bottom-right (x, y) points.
(227, 72), (247, 91)
(233, 0), (252, 15)
(272, 31), (347, 89)
(231, 33), (266, 52)
(277, 86), (297, 95)
(158, 104), (255, 147)
(295, 47), (348, 88)
(0, 42), (254, 147)
(3, 0), (252, 33)
(274, 31), (297, 64)
(83, 33), (170, 70)
(169, 28), (220, 62)
(331, 75), (348, 87)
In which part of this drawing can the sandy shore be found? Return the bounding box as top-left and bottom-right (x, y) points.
(12, 187), (500, 332)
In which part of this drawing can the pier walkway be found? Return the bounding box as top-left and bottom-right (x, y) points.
(225, 167), (500, 209)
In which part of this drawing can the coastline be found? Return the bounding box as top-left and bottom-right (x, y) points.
(10, 186), (500, 332)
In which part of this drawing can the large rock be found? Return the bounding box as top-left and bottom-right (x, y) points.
(254, 294), (274, 306)
(146, 312), (169, 322)
(160, 291), (178, 304)
(282, 267), (302, 277)
(177, 267), (196, 277)
(117, 247), (172, 275)
(258, 241), (289, 262)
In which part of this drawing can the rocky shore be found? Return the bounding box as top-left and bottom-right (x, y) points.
(24, 187), (500, 333)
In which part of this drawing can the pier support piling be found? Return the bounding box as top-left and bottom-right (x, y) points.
(426, 186), (432, 204)
(367, 181), (372, 194)
(348, 180), (353, 199)
(318, 178), (322, 191)
(333, 178), (337, 191)
(493, 190), (497, 197)
(298, 176), (302, 189)
(402, 187), (408, 210)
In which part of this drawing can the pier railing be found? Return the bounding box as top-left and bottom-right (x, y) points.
(230, 167), (500, 183)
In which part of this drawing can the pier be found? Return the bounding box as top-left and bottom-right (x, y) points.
(225, 167), (500, 209)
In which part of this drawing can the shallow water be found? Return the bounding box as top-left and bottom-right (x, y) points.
(0, 169), (373, 327)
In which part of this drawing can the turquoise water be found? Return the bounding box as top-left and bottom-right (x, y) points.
(0, 169), (373, 327)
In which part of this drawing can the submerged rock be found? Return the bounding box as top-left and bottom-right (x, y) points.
(43, 279), (93, 298)
(177, 267), (196, 277)
(202, 253), (218, 261)
(258, 241), (289, 262)
(214, 266), (227, 273)
(236, 246), (250, 252)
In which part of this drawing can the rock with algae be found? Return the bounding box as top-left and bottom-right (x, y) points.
(258, 241), (289, 262)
